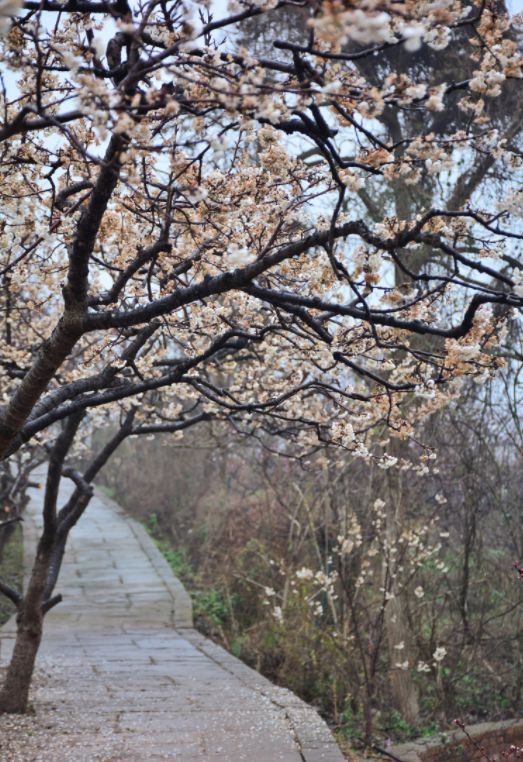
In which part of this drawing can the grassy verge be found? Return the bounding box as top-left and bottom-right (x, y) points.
(142, 516), (232, 636)
(0, 525), (23, 627)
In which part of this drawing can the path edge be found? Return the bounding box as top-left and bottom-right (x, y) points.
(94, 486), (193, 628)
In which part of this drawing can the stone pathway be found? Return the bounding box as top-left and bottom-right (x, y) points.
(0, 475), (345, 762)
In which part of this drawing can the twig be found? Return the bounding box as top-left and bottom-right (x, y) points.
(372, 744), (405, 762)
(0, 581), (21, 606)
(61, 467), (94, 496)
(0, 516), (23, 530)
(372, 746), (408, 762)
(42, 594), (62, 614)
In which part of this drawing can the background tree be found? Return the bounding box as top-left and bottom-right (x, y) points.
(237, 0), (523, 726)
(103, 383), (523, 746)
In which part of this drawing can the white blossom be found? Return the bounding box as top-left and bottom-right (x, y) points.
(433, 646), (447, 663)
(295, 567), (314, 580)
(225, 245), (256, 268)
(0, 0), (21, 35)
(402, 24), (425, 52)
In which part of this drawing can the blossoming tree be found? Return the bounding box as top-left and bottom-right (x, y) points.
(0, 0), (522, 714)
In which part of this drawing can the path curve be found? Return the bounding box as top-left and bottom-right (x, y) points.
(0, 474), (345, 762)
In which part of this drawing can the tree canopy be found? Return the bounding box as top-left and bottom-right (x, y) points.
(0, 0), (521, 464)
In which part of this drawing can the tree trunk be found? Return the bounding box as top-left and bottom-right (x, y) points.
(384, 592), (420, 726)
(0, 550), (50, 713)
(0, 416), (82, 714)
(384, 452), (420, 726)
(0, 414), (132, 713)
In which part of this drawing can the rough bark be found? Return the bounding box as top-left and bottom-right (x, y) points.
(0, 554), (51, 713)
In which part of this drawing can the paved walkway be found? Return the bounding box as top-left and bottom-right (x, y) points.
(0, 475), (345, 762)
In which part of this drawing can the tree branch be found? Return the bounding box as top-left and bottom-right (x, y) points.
(0, 581), (21, 606)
